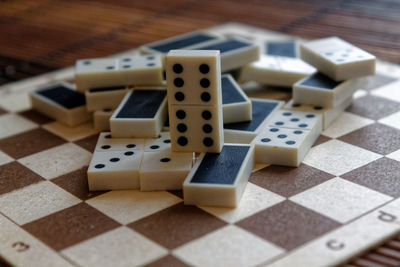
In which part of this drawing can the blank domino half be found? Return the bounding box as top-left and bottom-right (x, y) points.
(284, 97), (353, 130)
(139, 31), (220, 54)
(224, 98), (284, 144)
(293, 73), (366, 108)
(85, 86), (130, 112)
(87, 149), (144, 191)
(192, 38), (260, 72)
(110, 90), (168, 138)
(140, 150), (194, 191)
(239, 40), (315, 87)
(239, 55), (316, 87)
(221, 74), (252, 124)
(30, 83), (91, 127)
(75, 55), (163, 91)
(300, 36), (376, 81)
(183, 143), (254, 208)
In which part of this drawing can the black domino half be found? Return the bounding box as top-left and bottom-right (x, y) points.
(37, 85), (86, 109)
(190, 145), (250, 185)
(148, 33), (218, 53)
(116, 90), (166, 119)
(300, 73), (342, 90)
(266, 41), (297, 58)
(89, 85), (126, 93)
(195, 39), (253, 54)
(224, 100), (280, 132)
(222, 76), (247, 104)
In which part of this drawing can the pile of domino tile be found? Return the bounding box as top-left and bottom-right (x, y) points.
(29, 30), (376, 208)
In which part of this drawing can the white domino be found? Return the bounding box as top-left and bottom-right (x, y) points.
(293, 73), (366, 108)
(166, 50), (224, 153)
(140, 150), (194, 191)
(183, 143), (254, 208)
(75, 55), (163, 91)
(30, 83), (91, 127)
(139, 31), (221, 55)
(224, 98), (284, 144)
(284, 97), (353, 130)
(110, 89), (168, 138)
(239, 55), (316, 87)
(300, 37), (376, 81)
(85, 86), (130, 112)
(93, 109), (114, 131)
(252, 126), (319, 167)
(221, 74), (252, 124)
(191, 38), (260, 72)
(87, 149), (143, 191)
(94, 132), (145, 152)
(253, 110), (322, 167)
(144, 132), (171, 152)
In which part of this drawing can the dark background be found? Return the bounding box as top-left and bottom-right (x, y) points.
(0, 0), (399, 84)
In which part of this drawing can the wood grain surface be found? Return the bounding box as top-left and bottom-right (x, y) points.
(0, 0), (399, 85)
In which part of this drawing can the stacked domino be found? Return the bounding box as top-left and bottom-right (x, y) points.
(291, 37), (375, 130)
(77, 55), (164, 131)
(292, 37), (375, 112)
(251, 37), (375, 167)
(28, 30), (376, 208)
(165, 50), (255, 207)
(139, 33), (260, 207)
(72, 55), (190, 193)
(29, 55), (165, 128)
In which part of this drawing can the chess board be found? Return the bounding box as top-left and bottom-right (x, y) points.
(1, 23), (400, 267)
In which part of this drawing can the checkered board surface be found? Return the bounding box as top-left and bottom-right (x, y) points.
(1, 23), (400, 267)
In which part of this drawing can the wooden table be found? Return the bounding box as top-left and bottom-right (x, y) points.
(0, 0), (399, 86)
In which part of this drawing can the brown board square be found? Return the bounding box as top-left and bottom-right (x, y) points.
(236, 200), (341, 250)
(0, 161), (44, 195)
(129, 203), (226, 249)
(250, 164), (335, 197)
(339, 123), (400, 155)
(23, 202), (120, 251)
(51, 167), (108, 200)
(341, 157), (400, 197)
(0, 128), (66, 159)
